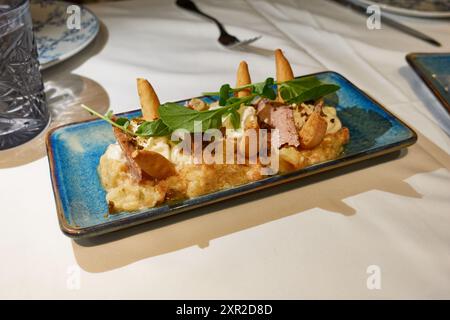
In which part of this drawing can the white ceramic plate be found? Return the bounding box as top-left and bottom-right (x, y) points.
(31, 0), (100, 69)
(351, 0), (450, 18)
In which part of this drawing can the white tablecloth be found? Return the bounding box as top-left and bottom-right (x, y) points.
(1, 0), (450, 299)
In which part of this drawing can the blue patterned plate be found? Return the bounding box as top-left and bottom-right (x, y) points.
(31, 0), (99, 69)
(46, 72), (417, 238)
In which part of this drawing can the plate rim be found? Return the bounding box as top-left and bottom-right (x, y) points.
(406, 52), (450, 115)
(46, 70), (418, 238)
(32, 0), (100, 69)
(351, 0), (450, 18)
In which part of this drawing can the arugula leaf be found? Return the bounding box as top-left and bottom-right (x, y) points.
(279, 77), (339, 103)
(206, 114), (223, 131)
(229, 109), (240, 129)
(80, 104), (136, 136)
(159, 96), (253, 133)
(279, 77), (320, 101)
(135, 119), (171, 136)
(205, 76), (338, 105)
(105, 110), (114, 119)
(225, 96), (241, 106)
(208, 79), (276, 106)
(284, 84), (340, 104)
(115, 117), (131, 131)
(285, 76), (322, 88)
(159, 102), (224, 132)
(252, 77), (276, 100)
(158, 103), (199, 132)
(115, 117), (129, 126)
(219, 84), (231, 106)
(83, 75), (340, 138)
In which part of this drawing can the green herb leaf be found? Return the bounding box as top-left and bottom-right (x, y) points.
(253, 77), (276, 100)
(135, 119), (171, 137)
(279, 77), (339, 103)
(205, 76), (337, 104)
(105, 110), (114, 119)
(229, 109), (240, 129)
(158, 103), (199, 132)
(219, 84), (231, 106)
(115, 117), (130, 131)
(159, 102), (224, 132)
(286, 76), (322, 88)
(286, 84), (340, 104)
(279, 77), (317, 101)
(115, 117), (129, 126)
(80, 104), (136, 136)
(159, 96), (253, 133)
(82, 75), (340, 138)
(225, 97), (241, 106)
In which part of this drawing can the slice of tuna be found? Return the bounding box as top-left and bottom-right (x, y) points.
(112, 126), (145, 181)
(270, 106), (300, 148)
(256, 99), (272, 124)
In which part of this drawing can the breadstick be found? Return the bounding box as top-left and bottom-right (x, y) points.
(137, 78), (160, 120)
(299, 110), (327, 149)
(275, 49), (294, 101)
(236, 61), (252, 98)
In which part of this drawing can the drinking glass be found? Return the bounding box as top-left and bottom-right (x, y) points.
(0, 0), (49, 150)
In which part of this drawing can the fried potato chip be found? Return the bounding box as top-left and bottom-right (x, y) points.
(299, 110), (327, 149)
(279, 147), (303, 172)
(131, 150), (177, 180)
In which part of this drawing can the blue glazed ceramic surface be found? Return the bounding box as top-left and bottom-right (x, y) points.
(31, 0), (100, 69)
(407, 53), (450, 115)
(46, 71), (417, 238)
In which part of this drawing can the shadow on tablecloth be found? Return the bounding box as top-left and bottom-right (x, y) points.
(71, 131), (450, 273)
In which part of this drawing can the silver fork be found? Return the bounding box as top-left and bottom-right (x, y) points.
(176, 0), (261, 49)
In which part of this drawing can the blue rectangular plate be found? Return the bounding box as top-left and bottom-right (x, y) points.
(46, 71), (417, 238)
(406, 52), (450, 115)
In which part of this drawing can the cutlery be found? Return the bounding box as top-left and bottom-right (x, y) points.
(332, 0), (441, 47)
(176, 0), (261, 48)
